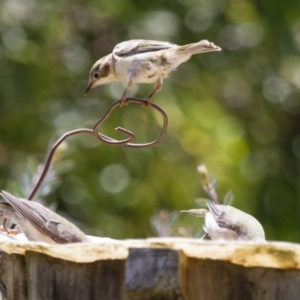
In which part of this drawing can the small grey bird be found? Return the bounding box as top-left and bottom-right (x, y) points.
(181, 203), (265, 241)
(85, 39), (221, 105)
(0, 191), (90, 244)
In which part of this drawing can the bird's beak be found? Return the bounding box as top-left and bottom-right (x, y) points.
(181, 209), (207, 217)
(84, 81), (93, 96)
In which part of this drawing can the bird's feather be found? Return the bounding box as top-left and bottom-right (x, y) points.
(113, 39), (177, 57)
(1, 191), (86, 243)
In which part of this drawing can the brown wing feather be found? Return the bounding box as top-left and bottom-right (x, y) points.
(207, 203), (232, 229)
(113, 39), (177, 57)
(1, 191), (78, 243)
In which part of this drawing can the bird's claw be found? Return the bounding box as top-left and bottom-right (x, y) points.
(120, 96), (129, 107)
(0, 225), (18, 235)
(143, 97), (153, 108)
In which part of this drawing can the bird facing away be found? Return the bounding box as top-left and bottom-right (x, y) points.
(0, 191), (90, 244)
(181, 203), (265, 241)
(85, 39), (221, 106)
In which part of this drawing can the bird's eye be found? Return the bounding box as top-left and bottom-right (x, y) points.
(93, 72), (99, 79)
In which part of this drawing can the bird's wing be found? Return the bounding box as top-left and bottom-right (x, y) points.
(113, 39), (177, 57)
(207, 203), (236, 230)
(1, 191), (82, 243)
(1, 191), (47, 229)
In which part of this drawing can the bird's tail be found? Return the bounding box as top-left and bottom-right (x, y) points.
(177, 40), (221, 55)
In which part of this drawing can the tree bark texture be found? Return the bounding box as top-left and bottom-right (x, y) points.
(0, 237), (300, 300)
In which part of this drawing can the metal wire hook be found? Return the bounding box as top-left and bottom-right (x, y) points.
(23, 98), (168, 201)
(93, 98), (168, 148)
(7, 98), (168, 229)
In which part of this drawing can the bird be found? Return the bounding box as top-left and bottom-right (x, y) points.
(181, 203), (265, 241)
(0, 191), (90, 244)
(85, 39), (221, 106)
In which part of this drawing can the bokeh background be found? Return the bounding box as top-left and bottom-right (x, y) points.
(0, 0), (300, 241)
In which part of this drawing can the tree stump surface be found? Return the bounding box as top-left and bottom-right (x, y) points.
(0, 235), (300, 300)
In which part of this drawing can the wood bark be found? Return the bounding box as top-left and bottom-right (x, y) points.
(0, 236), (300, 299)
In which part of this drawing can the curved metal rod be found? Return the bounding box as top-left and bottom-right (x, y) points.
(8, 129), (96, 229)
(93, 98), (168, 148)
(28, 129), (94, 200)
(8, 98), (168, 229)
(93, 99), (135, 145)
(28, 98), (168, 200)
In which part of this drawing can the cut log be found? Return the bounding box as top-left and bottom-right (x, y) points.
(0, 236), (300, 300)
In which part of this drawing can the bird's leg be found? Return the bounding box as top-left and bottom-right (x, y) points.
(0, 218), (17, 235)
(143, 78), (163, 107)
(120, 75), (133, 107)
(0, 213), (18, 235)
(200, 232), (208, 240)
(0, 216), (8, 233)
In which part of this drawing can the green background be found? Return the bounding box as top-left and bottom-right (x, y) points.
(0, 0), (300, 241)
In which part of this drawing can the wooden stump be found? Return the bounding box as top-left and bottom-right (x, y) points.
(1, 236), (300, 299)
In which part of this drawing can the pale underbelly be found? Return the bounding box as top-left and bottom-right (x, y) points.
(115, 56), (175, 83)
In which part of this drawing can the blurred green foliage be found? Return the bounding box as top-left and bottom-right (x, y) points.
(1, 0), (300, 241)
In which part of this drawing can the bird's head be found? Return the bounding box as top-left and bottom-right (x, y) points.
(85, 54), (115, 96)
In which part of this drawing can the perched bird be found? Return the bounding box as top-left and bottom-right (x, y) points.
(85, 39), (221, 106)
(0, 191), (90, 244)
(181, 203), (265, 241)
